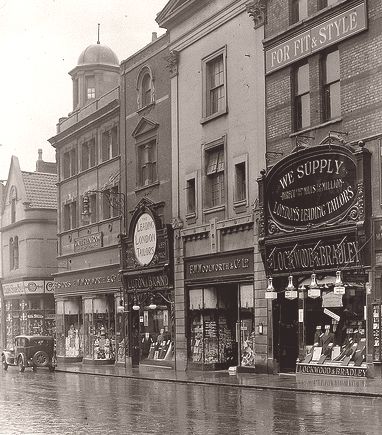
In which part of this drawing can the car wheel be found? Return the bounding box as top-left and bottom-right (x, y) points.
(32, 351), (49, 367)
(48, 365), (55, 372)
(18, 357), (25, 373)
(2, 356), (8, 371)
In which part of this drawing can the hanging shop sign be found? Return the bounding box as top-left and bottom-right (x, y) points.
(134, 213), (157, 266)
(265, 2), (367, 74)
(74, 232), (103, 253)
(266, 146), (357, 231)
(266, 236), (359, 274)
(185, 250), (254, 282)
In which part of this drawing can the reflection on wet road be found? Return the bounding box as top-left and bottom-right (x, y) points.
(1, 370), (382, 434)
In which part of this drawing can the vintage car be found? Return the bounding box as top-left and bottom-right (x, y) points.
(2, 335), (57, 372)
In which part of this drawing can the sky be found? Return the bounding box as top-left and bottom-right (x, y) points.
(0, 0), (168, 180)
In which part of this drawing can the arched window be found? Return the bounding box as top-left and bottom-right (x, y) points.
(9, 237), (14, 270)
(14, 236), (19, 269)
(137, 67), (154, 109)
(10, 186), (17, 223)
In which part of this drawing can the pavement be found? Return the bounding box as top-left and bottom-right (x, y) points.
(56, 362), (382, 398)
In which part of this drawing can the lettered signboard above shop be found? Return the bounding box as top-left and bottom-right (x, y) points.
(265, 2), (367, 74)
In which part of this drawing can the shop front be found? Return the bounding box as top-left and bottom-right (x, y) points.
(185, 250), (255, 371)
(258, 142), (372, 377)
(54, 266), (122, 364)
(1, 280), (55, 348)
(120, 199), (174, 369)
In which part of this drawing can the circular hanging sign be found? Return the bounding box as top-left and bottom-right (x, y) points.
(266, 146), (357, 230)
(133, 212), (157, 266)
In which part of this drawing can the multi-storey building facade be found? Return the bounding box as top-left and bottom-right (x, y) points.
(0, 152), (57, 348)
(157, 0), (266, 371)
(119, 33), (173, 368)
(49, 42), (123, 364)
(258, 0), (381, 377)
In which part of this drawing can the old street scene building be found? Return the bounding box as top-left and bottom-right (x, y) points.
(49, 41), (123, 364)
(0, 152), (57, 349)
(157, 0), (266, 371)
(259, 0), (382, 378)
(119, 33), (174, 368)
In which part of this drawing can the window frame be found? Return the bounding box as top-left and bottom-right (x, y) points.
(293, 61), (310, 132)
(321, 48), (341, 122)
(85, 75), (96, 101)
(137, 66), (154, 110)
(81, 137), (96, 171)
(136, 138), (158, 188)
(63, 200), (77, 232)
(185, 171), (198, 219)
(102, 186), (120, 220)
(62, 147), (77, 180)
(202, 136), (227, 211)
(233, 154), (249, 207)
(201, 46), (227, 123)
(9, 237), (14, 270)
(101, 125), (119, 163)
(291, 0), (308, 24)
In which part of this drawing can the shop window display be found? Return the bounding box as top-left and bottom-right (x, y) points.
(299, 286), (367, 369)
(189, 287), (237, 367)
(115, 296), (126, 364)
(83, 296), (115, 362)
(55, 299), (83, 359)
(139, 305), (174, 363)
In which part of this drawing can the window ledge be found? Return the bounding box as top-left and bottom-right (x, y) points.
(200, 109), (227, 125)
(290, 117), (342, 137)
(134, 180), (160, 193)
(137, 101), (155, 114)
(203, 204), (225, 216)
(233, 200), (248, 211)
(185, 212), (197, 224)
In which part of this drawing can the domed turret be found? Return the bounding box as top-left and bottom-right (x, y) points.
(77, 44), (119, 67)
(69, 36), (120, 111)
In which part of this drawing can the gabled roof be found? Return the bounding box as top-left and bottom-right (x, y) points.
(21, 171), (57, 209)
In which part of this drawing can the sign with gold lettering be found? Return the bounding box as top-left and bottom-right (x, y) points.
(265, 2), (367, 73)
(267, 236), (359, 274)
(266, 145), (357, 231)
(185, 251), (254, 281)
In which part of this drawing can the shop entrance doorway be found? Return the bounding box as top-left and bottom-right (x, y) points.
(278, 298), (298, 372)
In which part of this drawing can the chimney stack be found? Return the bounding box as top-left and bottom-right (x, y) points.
(152, 32), (157, 42)
(38, 148), (43, 161)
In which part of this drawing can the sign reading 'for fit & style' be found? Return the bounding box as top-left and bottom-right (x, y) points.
(266, 145), (357, 230)
(265, 2), (367, 74)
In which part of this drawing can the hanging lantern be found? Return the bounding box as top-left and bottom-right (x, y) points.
(308, 273), (321, 298)
(285, 275), (297, 300)
(265, 277), (277, 300)
(334, 270), (345, 295)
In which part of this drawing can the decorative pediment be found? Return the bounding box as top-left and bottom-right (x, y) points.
(156, 0), (197, 28)
(131, 117), (159, 138)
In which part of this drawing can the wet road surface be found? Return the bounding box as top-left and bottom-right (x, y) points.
(1, 369), (382, 434)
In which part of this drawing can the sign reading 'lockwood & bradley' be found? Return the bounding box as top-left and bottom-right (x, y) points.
(266, 146), (357, 230)
(265, 2), (367, 73)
